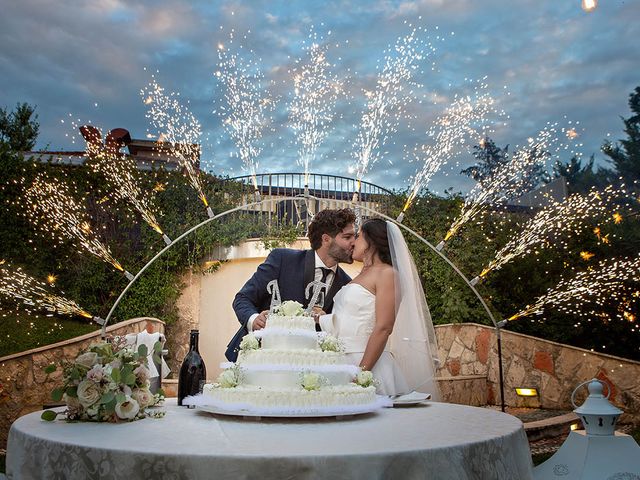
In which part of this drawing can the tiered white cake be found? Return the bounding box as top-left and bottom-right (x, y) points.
(197, 302), (383, 416)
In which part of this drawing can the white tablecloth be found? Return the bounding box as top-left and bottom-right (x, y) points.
(7, 399), (533, 480)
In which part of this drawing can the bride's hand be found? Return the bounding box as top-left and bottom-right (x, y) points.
(311, 306), (326, 323)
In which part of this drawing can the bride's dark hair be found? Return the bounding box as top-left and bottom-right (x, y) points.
(360, 218), (392, 265)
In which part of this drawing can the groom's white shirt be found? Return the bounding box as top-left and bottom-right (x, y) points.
(246, 252), (336, 332)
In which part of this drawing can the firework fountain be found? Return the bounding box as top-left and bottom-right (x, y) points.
(351, 26), (437, 202)
(398, 80), (503, 222)
(23, 172), (134, 280)
(142, 75), (214, 218)
(288, 31), (341, 192)
(472, 183), (635, 283)
(504, 255), (640, 330)
(437, 122), (580, 250)
(78, 124), (172, 245)
(0, 260), (103, 324)
(215, 33), (274, 199)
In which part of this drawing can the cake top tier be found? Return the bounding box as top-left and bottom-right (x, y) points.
(266, 314), (316, 331)
(266, 300), (315, 331)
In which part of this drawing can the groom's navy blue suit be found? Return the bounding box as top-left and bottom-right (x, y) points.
(226, 248), (351, 361)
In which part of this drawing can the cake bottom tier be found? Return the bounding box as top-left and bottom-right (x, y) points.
(196, 384), (382, 416)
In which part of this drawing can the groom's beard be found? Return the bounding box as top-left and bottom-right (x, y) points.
(328, 241), (354, 264)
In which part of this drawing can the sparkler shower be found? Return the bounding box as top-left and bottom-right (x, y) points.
(477, 183), (636, 279)
(400, 80), (504, 218)
(288, 31), (340, 187)
(142, 75), (213, 217)
(76, 125), (169, 244)
(506, 255), (640, 332)
(0, 261), (95, 321)
(22, 172), (128, 275)
(440, 122), (582, 248)
(351, 26), (437, 195)
(215, 32), (275, 193)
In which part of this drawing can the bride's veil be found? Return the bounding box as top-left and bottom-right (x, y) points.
(386, 221), (441, 400)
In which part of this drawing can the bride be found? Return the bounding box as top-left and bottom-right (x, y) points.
(319, 218), (440, 399)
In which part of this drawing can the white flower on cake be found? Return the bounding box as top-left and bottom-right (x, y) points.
(274, 300), (305, 317)
(115, 396), (140, 420)
(217, 368), (239, 388)
(301, 372), (326, 391)
(319, 334), (343, 353)
(240, 333), (260, 350)
(355, 370), (375, 388)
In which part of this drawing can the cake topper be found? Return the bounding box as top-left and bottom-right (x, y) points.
(304, 280), (327, 315)
(267, 280), (282, 313)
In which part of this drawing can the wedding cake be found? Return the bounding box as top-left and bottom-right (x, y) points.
(189, 300), (386, 416)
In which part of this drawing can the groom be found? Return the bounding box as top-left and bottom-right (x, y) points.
(225, 208), (357, 361)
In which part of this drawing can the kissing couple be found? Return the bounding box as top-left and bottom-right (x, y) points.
(226, 208), (440, 398)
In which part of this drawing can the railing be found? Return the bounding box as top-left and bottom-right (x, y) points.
(223, 172), (394, 230)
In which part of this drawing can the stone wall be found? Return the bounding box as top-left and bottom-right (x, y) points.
(0, 317), (165, 451)
(434, 323), (640, 423)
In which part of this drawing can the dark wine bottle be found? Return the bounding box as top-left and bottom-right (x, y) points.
(178, 329), (207, 406)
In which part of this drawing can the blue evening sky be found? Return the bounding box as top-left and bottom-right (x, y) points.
(1, 0), (638, 194)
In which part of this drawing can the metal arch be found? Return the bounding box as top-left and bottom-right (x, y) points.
(102, 194), (497, 333)
(101, 193), (506, 410)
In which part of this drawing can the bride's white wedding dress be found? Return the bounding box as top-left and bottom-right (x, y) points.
(320, 221), (440, 399)
(327, 283), (410, 396)
(320, 222), (440, 400)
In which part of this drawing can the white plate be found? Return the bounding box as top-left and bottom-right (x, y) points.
(392, 391), (431, 406)
(197, 403), (383, 418)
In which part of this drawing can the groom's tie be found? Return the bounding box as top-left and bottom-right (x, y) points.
(316, 267), (332, 307)
(319, 267), (332, 285)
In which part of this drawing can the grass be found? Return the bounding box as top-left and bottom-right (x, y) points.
(0, 311), (97, 358)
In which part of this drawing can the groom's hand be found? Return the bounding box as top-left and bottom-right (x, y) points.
(253, 310), (269, 330)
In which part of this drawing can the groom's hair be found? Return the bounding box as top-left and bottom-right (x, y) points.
(308, 208), (356, 250)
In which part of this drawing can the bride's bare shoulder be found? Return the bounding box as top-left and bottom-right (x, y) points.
(377, 264), (395, 284)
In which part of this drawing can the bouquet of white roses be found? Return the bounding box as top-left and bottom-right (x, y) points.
(42, 337), (164, 423)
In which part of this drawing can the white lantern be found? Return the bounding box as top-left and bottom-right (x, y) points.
(573, 379), (621, 436)
(533, 379), (640, 479)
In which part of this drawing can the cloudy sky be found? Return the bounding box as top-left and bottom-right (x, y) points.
(1, 0), (638, 194)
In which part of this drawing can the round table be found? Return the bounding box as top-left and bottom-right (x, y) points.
(7, 399), (533, 480)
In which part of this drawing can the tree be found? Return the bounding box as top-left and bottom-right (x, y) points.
(461, 137), (509, 183)
(602, 86), (640, 181)
(0, 102), (39, 151)
(462, 137), (550, 199)
(552, 155), (613, 194)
